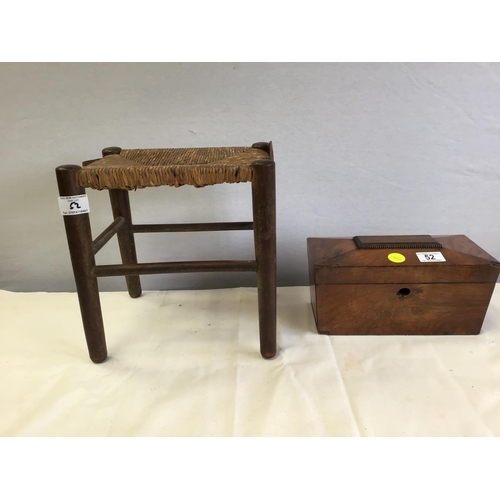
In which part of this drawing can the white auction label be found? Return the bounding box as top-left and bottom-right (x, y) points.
(58, 194), (90, 215)
(416, 251), (446, 263)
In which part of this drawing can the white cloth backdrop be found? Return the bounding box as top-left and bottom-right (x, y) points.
(1, 286), (499, 436)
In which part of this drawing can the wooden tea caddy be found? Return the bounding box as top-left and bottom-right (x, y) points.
(307, 235), (499, 335)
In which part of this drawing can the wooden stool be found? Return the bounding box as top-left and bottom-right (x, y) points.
(56, 142), (277, 362)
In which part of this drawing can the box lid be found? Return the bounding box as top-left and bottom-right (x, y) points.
(307, 235), (500, 284)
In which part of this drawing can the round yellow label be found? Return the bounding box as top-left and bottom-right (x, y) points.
(388, 252), (406, 263)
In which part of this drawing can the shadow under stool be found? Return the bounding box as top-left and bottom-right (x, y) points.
(56, 142), (277, 363)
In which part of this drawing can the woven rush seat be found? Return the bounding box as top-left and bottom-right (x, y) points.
(78, 146), (270, 190)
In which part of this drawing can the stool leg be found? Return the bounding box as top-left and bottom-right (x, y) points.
(109, 189), (142, 298)
(56, 165), (107, 363)
(251, 159), (277, 359)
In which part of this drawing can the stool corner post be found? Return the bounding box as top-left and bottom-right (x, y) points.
(251, 155), (277, 360)
(102, 146), (122, 157)
(56, 164), (84, 196)
(251, 141), (274, 160)
(55, 164), (107, 363)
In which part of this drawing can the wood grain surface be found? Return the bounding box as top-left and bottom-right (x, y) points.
(308, 235), (499, 335)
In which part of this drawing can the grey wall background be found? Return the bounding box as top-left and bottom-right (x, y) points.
(1, 62), (500, 292)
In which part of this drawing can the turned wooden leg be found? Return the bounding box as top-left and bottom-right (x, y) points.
(251, 157), (277, 359)
(56, 165), (107, 363)
(102, 147), (142, 299)
(108, 189), (142, 298)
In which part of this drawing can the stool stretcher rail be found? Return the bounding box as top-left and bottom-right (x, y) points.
(93, 260), (258, 277)
(92, 217), (125, 254)
(131, 222), (253, 233)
